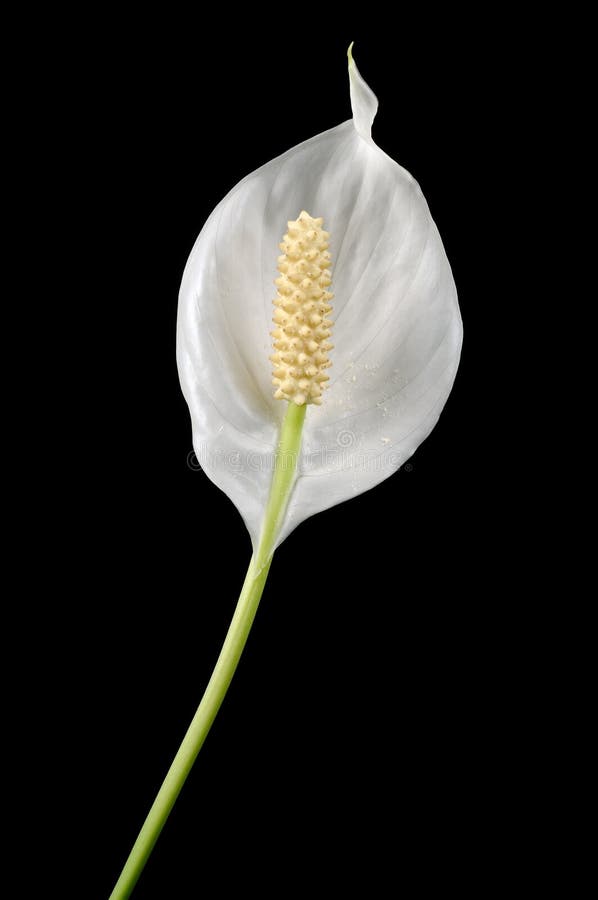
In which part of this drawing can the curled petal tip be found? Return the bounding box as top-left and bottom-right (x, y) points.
(347, 41), (355, 65)
(347, 47), (378, 140)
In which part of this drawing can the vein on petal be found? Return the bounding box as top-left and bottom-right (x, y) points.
(330, 139), (367, 285)
(213, 199), (271, 411)
(331, 189), (425, 389)
(181, 321), (275, 450)
(332, 179), (407, 332)
(260, 160), (287, 337)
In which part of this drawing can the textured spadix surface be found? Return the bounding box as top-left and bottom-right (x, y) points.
(177, 52), (462, 550)
(271, 210), (334, 406)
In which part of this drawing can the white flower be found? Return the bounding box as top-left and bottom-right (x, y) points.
(177, 48), (462, 551)
(112, 55), (464, 894)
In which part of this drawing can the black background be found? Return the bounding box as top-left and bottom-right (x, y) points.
(38, 13), (543, 898)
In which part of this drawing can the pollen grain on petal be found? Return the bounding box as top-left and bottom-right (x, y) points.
(271, 211), (334, 406)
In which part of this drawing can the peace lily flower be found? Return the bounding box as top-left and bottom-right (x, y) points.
(111, 46), (462, 899)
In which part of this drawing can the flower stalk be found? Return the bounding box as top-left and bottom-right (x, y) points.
(110, 400), (306, 900)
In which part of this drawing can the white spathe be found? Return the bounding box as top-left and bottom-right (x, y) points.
(177, 52), (463, 549)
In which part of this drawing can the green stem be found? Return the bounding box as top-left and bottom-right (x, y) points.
(110, 401), (306, 900)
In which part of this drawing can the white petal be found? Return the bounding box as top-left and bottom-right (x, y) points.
(177, 51), (462, 550)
